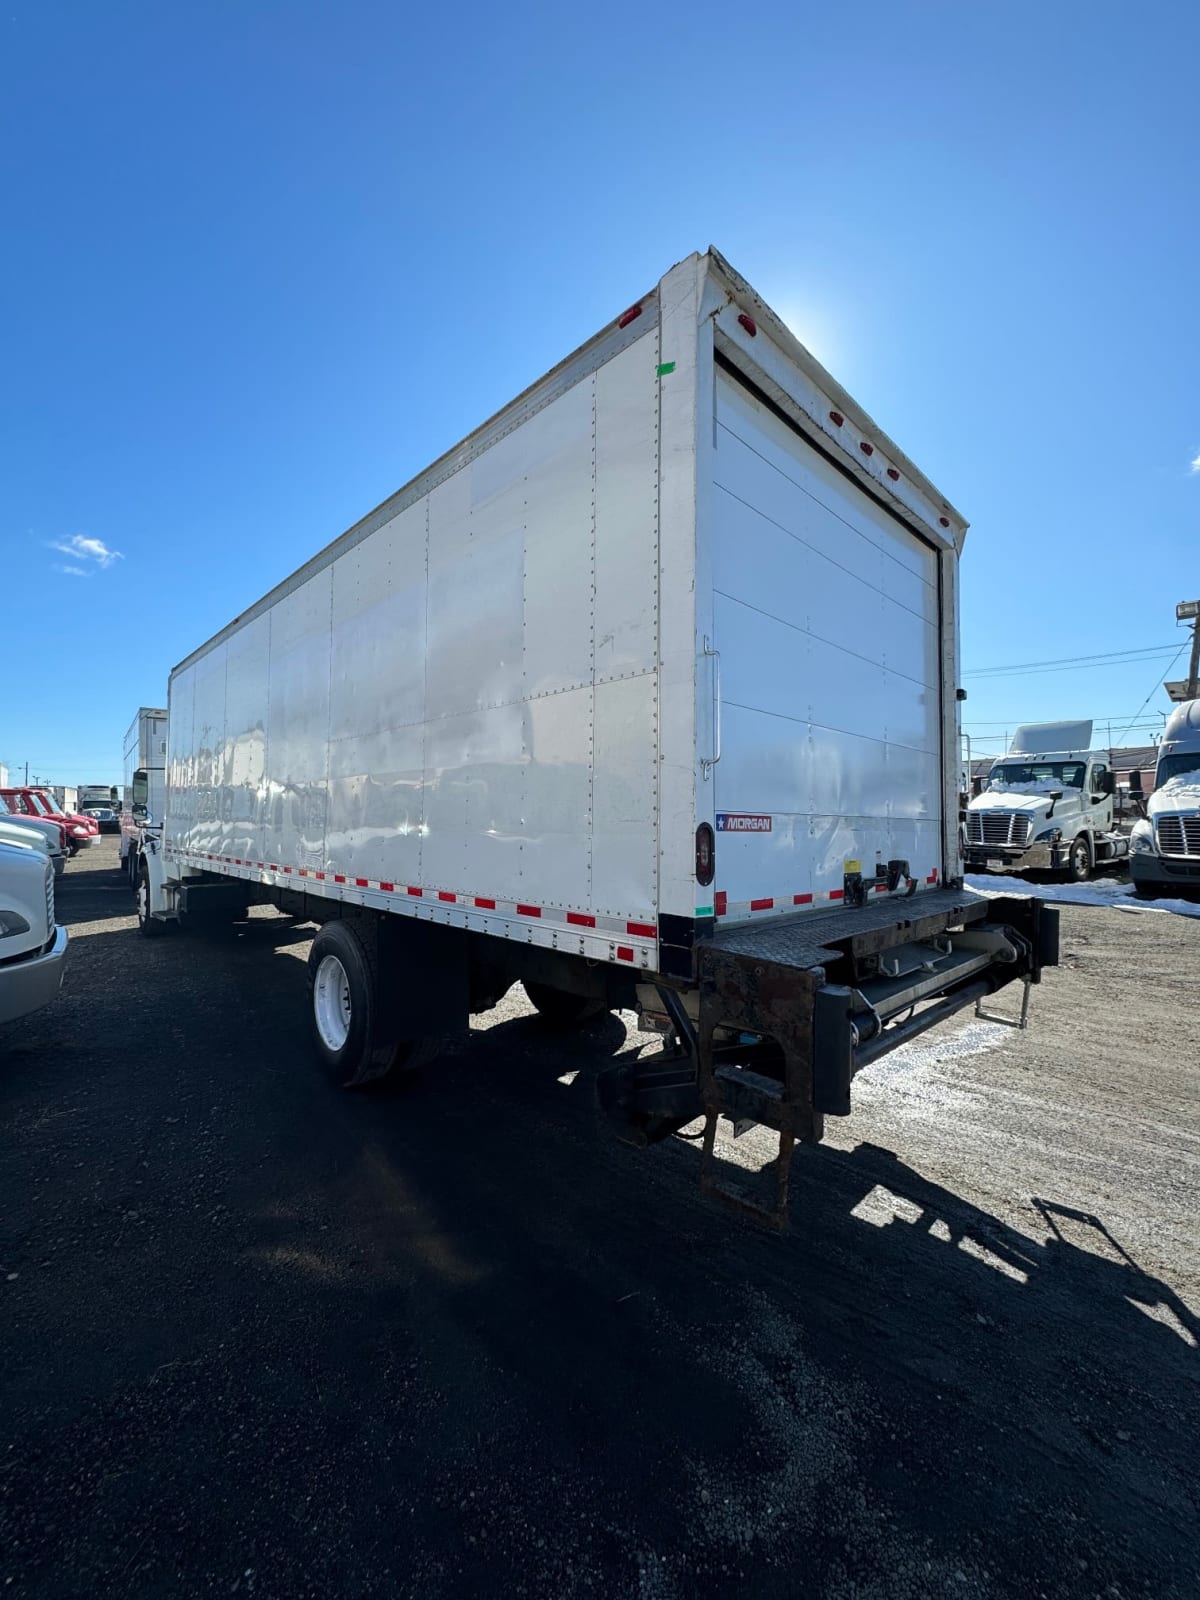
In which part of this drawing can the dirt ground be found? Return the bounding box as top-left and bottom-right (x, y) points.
(2, 840), (1197, 1599)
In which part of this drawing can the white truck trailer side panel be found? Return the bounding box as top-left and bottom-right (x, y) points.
(166, 329), (665, 964)
(708, 369), (943, 913)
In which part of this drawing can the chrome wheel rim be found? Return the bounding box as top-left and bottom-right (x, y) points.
(137, 874), (148, 926)
(314, 955), (352, 1052)
(1073, 843), (1087, 872)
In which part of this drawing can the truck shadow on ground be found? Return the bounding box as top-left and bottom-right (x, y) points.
(259, 1008), (1200, 1593)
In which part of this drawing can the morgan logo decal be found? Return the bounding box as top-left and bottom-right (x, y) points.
(716, 812), (772, 833)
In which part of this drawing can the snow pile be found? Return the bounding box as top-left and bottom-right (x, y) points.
(966, 873), (1200, 919)
(985, 778), (1077, 796)
(1154, 774), (1200, 806)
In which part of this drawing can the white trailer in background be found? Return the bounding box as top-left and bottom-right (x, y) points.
(121, 707), (167, 882)
(137, 248), (1056, 1223)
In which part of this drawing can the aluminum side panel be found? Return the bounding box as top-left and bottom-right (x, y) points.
(166, 328), (665, 935)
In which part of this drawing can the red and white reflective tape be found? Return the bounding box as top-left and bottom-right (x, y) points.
(714, 870), (939, 919)
(162, 847), (657, 962)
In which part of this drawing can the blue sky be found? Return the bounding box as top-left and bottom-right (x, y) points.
(2, 1), (1196, 785)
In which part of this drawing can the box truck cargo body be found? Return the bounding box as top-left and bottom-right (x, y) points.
(138, 249), (1056, 1222)
(122, 708), (167, 880)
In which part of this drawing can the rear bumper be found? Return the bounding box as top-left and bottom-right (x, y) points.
(0, 924), (68, 1025)
(601, 890), (1058, 1141)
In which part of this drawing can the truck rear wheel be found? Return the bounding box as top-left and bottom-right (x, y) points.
(523, 982), (607, 1027)
(1065, 836), (1092, 883)
(307, 920), (435, 1089)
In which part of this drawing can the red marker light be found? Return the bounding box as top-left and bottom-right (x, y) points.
(859, 441), (874, 456)
(737, 313), (757, 337)
(939, 516), (951, 528)
(886, 467), (900, 481)
(829, 410), (844, 427)
(617, 304), (643, 329)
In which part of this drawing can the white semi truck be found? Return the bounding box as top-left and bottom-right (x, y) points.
(964, 720), (1131, 882)
(134, 248), (1057, 1222)
(120, 707), (167, 883)
(1128, 699), (1200, 897)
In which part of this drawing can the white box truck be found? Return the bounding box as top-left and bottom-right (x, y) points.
(964, 720), (1130, 881)
(135, 248), (1057, 1221)
(121, 707), (167, 882)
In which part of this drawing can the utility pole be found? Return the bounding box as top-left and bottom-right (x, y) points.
(1186, 611), (1200, 700)
(1168, 601), (1200, 702)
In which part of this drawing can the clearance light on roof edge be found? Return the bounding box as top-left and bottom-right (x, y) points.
(617, 304), (643, 329)
(737, 312), (757, 336)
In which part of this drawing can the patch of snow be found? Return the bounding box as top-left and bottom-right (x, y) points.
(1151, 774), (1200, 806)
(985, 779), (1075, 797)
(966, 874), (1200, 919)
(859, 1020), (1011, 1088)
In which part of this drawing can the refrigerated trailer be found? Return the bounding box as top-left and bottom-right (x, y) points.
(136, 248), (1057, 1222)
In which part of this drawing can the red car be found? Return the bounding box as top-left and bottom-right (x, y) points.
(0, 788), (98, 854)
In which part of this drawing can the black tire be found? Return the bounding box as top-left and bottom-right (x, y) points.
(523, 981), (607, 1027)
(307, 920), (436, 1089)
(1133, 883), (1161, 900)
(1064, 836), (1092, 884)
(136, 860), (166, 938)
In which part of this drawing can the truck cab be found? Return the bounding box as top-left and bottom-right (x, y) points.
(0, 789), (98, 855)
(1128, 699), (1200, 898)
(964, 721), (1127, 883)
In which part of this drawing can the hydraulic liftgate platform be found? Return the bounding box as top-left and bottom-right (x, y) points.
(602, 889), (1059, 1227)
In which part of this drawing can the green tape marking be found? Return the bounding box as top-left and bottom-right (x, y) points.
(695, 905), (714, 917)
(657, 361), (676, 376)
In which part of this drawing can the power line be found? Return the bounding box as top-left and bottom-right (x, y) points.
(965, 651), (1178, 681)
(963, 643), (1178, 676)
(1113, 642), (1190, 747)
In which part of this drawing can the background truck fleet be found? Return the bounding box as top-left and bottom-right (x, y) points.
(131, 246), (1068, 1221)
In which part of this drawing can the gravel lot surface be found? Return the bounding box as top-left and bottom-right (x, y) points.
(2, 841), (1197, 1598)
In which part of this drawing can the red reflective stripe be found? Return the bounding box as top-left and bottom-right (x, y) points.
(749, 898), (773, 911)
(829, 889), (845, 900)
(474, 897), (496, 909)
(298, 869), (308, 877)
(352, 877), (367, 887)
(874, 883), (888, 893)
(333, 874), (346, 884)
(379, 881), (395, 891)
(715, 891), (727, 915)
(517, 904), (541, 918)
(283, 866), (292, 874)
(927, 870), (939, 883)
(793, 893), (813, 905)
(626, 921), (656, 937)
(438, 891), (456, 902)
(567, 912), (596, 927)
(315, 872), (325, 880)
(407, 886), (423, 897)
(268, 864), (278, 872)
(616, 945), (634, 962)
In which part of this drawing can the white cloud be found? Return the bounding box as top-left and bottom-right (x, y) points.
(1190, 453), (1200, 474)
(48, 534), (124, 570)
(55, 564), (90, 577)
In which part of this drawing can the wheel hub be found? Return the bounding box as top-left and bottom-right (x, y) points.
(313, 954), (352, 1051)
